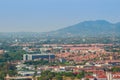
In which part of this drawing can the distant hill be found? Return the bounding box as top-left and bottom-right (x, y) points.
(47, 20), (120, 37)
(0, 20), (120, 38)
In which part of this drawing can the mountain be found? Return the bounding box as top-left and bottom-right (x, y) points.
(47, 20), (120, 37)
(0, 20), (119, 38)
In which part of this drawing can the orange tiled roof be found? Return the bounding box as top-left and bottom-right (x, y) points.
(98, 75), (107, 78)
(86, 75), (94, 79)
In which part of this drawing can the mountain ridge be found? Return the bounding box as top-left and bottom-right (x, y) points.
(47, 20), (120, 37)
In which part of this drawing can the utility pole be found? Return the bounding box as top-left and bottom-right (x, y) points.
(5, 61), (10, 80)
(49, 53), (51, 63)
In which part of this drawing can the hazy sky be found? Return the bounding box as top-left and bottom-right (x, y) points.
(0, 0), (120, 32)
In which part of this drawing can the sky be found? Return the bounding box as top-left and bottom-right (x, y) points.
(0, 0), (120, 32)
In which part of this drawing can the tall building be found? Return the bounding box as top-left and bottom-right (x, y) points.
(23, 53), (55, 61)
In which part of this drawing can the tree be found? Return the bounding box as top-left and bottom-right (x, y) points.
(86, 78), (89, 80)
(55, 75), (63, 80)
(76, 74), (82, 79)
(76, 71), (85, 79)
(111, 67), (120, 72)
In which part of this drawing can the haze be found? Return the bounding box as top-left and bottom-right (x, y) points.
(0, 0), (120, 32)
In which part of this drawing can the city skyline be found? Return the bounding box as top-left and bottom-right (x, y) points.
(0, 0), (120, 32)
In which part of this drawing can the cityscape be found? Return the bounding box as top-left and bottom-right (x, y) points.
(0, 0), (120, 80)
(0, 34), (119, 80)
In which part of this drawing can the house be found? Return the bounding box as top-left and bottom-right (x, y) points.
(112, 72), (120, 80)
(85, 75), (95, 80)
(97, 75), (107, 80)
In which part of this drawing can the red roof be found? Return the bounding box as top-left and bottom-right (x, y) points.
(112, 72), (120, 79)
(86, 76), (94, 79)
(98, 75), (107, 78)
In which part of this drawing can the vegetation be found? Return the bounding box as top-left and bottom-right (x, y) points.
(0, 63), (17, 79)
(38, 70), (85, 80)
(111, 67), (120, 72)
(0, 44), (26, 79)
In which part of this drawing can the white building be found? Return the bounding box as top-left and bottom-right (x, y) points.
(23, 53), (55, 61)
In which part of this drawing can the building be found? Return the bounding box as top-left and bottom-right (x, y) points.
(0, 50), (4, 54)
(23, 53), (55, 61)
(18, 71), (41, 76)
